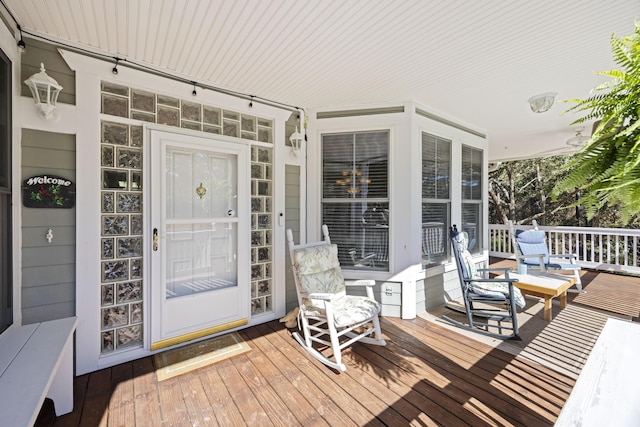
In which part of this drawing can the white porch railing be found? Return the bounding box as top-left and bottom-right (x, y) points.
(489, 223), (640, 275)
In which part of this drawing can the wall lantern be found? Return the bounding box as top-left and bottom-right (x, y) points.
(289, 126), (304, 158)
(24, 63), (63, 121)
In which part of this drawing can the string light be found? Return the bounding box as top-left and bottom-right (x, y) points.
(249, 96), (254, 108)
(17, 25), (25, 52)
(192, 82), (197, 96)
(112, 58), (119, 75)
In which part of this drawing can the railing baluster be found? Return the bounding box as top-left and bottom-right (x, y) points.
(488, 224), (640, 274)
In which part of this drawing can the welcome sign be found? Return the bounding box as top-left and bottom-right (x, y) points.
(22, 175), (75, 208)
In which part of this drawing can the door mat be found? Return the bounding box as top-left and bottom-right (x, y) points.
(154, 332), (250, 381)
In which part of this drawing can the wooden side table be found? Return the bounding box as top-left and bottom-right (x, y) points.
(496, 272), (576, 321)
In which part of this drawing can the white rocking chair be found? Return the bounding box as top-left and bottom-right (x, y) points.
(286, 225), (386, 371)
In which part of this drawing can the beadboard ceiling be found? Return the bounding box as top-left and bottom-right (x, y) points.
(4, 0), (639, 161)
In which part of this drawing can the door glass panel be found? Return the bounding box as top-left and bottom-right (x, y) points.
(164, 145), (238, 299)
(165, 223), (237, 298)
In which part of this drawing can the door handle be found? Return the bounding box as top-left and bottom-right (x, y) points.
(153, 228), (159, 251)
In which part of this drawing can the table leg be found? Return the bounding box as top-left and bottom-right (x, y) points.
(560, 291), (568, 309)
(544, 296), (553, 321)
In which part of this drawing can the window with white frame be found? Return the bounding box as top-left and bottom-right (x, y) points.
(461, 144), (483, 254)
(321, 131), (389, 271)
(421, 133), (451, 265)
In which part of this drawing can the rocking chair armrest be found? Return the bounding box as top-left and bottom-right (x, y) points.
(518, 253), (546, 264)
(464, 277), (519, 285)
(307, 292), (341, 301)
(477, 267), (512, 274)
(345, 279), (376, 288)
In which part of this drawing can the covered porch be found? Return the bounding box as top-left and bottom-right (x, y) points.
(36, 264), (640, 426)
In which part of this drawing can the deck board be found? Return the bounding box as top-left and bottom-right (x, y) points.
(35, 265), (640, 426)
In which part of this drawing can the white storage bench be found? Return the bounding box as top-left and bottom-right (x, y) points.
(0, 317), (78, 427)
(556, 317), (640, 426)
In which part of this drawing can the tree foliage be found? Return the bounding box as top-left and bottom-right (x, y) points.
(489, 156), (581, 226)
(552, 22), (640, 224)
(489, 156), (639, 228)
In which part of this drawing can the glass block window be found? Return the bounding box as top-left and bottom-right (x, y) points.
(250, 146), (273, 315)
(321, 130), (389, 271)
(100, 120), (144, 353)
(100, 82), (274, 143)
(462, 144), (483, 254)
(422, 133), (451, 265)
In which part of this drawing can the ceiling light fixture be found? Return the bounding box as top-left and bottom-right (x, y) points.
(566, 127), (589, 148)
(527, 92), (557, 113)
(249, 96), (254, 108)
(192, 82), (197, 97)
(112, 58), (119, 75)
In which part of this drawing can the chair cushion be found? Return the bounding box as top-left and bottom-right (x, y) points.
(451, 231), (478, 279)
(469, 281), (526, 309)
(292, 244), (346, 295)
(516, 229), (545, 244)
(516, 230), (550, 264)
(302, 295), (381, 328)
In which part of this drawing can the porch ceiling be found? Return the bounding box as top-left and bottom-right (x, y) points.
(3, 0), (638, 162)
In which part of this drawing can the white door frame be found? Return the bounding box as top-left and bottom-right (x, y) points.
(146, 126), (251, 350)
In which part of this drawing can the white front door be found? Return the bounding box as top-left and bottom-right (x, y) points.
(148, 129), (250, 350)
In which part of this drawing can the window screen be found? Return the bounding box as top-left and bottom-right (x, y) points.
(322, 131), (389, 271)
(422, 133), (451, 265)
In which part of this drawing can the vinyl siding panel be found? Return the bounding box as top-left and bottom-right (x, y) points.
(284, 165), (300, 313)
(21, 129), (76, 324)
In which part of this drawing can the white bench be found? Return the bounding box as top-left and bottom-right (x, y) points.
(556, 317), (640, 426)
(0, 317), (78, 427)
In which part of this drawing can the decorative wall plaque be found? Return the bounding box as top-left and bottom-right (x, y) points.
(22, 175), (75, 208)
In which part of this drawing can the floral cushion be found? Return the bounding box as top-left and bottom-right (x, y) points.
(292, 243), (381, 327)
(453, 230), (526, 309)
(292, 244), (345, 295)
(302, 295), (381, 328)
(469, 280), (526, 309)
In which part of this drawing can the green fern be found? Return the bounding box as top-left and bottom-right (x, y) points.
(554, 21), (640, 224)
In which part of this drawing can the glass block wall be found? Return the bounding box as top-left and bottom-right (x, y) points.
(251, 146), (273, 315)
(99, 81), (274, 354)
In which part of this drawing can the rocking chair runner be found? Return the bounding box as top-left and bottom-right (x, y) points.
(445, 225), (525, 340)
(286, 225), (386, 371)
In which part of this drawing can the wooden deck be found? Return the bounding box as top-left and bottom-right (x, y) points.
(35, 264), (640, 427)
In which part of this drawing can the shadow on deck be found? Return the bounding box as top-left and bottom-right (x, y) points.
(35, 259), (640, 426)
(421, 258), (640, 381)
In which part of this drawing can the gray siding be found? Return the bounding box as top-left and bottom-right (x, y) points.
(20, 38), (75, 105)
(21, 129), (76, 324)
(284, 165), (300, 313)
